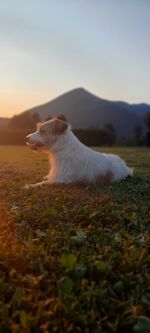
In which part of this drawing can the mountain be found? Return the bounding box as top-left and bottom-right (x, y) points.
(0, 117), (9, 126)
(115, 101), (150, 118)
(25, 87), (147, 137)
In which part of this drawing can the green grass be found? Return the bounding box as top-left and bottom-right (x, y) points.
(0, 146), (150, 333)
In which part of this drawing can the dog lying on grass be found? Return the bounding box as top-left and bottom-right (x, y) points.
(25, 117), (133, 188)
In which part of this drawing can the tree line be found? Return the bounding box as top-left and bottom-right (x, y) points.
(0, 113), (116, 146)
(0, 112), (150, 146)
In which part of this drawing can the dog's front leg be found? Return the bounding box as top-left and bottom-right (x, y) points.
(25, 180), (51, 189)
(25, 176), (66, 189)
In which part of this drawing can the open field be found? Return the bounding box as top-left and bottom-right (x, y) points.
(0, 146), (150, 333)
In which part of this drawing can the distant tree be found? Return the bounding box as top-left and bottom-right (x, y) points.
(8, 112), (40, 129)
(134, 125), (143, 146)
(74, 127), (116, 146)
(103, 123), (116, 145)
(0, 127), (29, 145)
(144, 112), (150, 130)
(144, 112), (150, 146)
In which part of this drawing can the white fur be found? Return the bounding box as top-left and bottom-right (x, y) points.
(25, 118), (133, 188)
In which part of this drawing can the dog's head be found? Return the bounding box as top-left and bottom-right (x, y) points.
(26, 117), (69, 152)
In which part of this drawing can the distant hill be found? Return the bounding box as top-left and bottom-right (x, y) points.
(24, 88), (147, 137)
(1, 88), (149, 137)
(115, 101), (150, 118)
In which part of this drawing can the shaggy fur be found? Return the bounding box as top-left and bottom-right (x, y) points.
(25, 118), (133, 188)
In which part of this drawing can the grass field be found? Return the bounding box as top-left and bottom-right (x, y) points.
(0, 146), (150, 333)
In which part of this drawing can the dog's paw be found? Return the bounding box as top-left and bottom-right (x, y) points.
(24, 183), (36, 189)
(44, 175), (48, 181)
(24, 181), (50, 189)
(24, 183), (31, 190)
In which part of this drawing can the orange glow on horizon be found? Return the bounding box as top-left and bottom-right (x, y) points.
(0, 91), (56, 118)
(0, 103), (22, 118)
(0, 101), (39, 118)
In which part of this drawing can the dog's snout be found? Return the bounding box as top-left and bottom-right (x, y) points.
(25, 135), (30, 142)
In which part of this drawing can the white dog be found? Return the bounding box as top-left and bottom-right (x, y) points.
(26, 118), (133, 188)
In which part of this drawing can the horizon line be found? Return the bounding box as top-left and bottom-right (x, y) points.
(0, 87), (150, 119)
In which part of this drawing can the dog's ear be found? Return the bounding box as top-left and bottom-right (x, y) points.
(53, 118), (69, 134)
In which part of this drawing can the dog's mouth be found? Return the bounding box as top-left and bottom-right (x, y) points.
(26, 142), (44, 150)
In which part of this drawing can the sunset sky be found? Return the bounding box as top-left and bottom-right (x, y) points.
(0, 0), (150, 117)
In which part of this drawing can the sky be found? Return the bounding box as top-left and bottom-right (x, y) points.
(0, 0), (150, 117)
